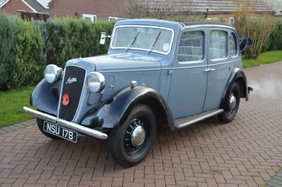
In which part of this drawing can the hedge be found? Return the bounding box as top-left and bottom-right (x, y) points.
(0, 15), (44, 90)
(13, 18), (45, 89)
(263, 18), (282, 51)
(38, 18), (113, 66)
(0, 14), (17, 90)
(1, 14), (281, 90)
(0, 14), (114, 90)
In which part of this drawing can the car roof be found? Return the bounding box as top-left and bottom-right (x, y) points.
(182, 21), (235, 30)
(115, 19), (236, 33)
(115, 19), (184, 30)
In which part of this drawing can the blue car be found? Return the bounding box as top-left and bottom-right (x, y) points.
(24, 19), (252, 167)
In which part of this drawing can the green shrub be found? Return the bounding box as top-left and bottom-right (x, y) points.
(42, 18), (114, 66)
(0, 15), (44, 90)
(12, 18), (45, 88)
(0, 14), (17, 90)
(233, 4), (277, 59)
(263, 18), (282, 51)
(0, 15), (115, 91)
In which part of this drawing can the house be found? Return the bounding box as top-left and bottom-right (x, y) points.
(129, 0), (275, 22)
(1, 0), (276, 21)
(263, 0), (282, 16)
(0, 0), (50, 20)
(36, 0), (50, 9)
(49, 0), (125, 21)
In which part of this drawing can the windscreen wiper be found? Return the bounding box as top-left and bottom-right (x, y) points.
(147, 31), (161, 53)
(126, 31), (140, 51)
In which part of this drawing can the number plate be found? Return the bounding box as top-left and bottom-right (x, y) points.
(43, 121), (78, 143)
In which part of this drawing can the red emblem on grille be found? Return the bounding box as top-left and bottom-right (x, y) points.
(62, 94), (70, 106)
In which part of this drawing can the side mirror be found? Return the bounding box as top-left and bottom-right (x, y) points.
(239, 38), (253, 53)
(100, 32), (111, 45)
(100, 32), (106, 45)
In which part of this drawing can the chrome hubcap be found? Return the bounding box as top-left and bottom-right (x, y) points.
(124, 119), (147, 152)
(229, 94), (236, 110)
(131, 125), (146, 146)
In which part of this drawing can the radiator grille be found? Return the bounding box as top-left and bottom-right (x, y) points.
(59, 66), (86, 121)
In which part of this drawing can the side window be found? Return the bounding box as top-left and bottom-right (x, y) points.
(230, 33), (238, 57)
(209, 31), (227, 60)
(178, 31), (204, 62)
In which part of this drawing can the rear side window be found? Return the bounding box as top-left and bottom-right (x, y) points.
(209, 31), (227, 60)
(230, 33), (238, 57)
(178, 31), (204, 62)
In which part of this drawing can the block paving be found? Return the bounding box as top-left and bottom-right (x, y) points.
(0, 62), (282, 186)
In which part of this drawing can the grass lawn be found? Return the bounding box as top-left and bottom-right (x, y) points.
(242, 50), (282, 68)
(0, 86), (34, 128)
(0, 50), (282, 128)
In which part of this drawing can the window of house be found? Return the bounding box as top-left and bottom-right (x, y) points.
(178, 31), (204, 62)
(230, 33), (238, 57)
(209, 31), (227, 60)
(108, 16), (123, 21)
(82, 14), (97, 22)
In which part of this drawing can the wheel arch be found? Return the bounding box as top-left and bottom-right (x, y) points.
(90, 85), (175, 131)
(138, 97), (175, 131)
(236, 77), (247, 99)
(220, 68), (248, 108)
(31, 79), (61, 116)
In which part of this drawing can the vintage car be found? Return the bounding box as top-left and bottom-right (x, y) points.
(24, 19), (252, 167)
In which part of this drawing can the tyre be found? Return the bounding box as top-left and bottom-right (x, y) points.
(218, 82), (240, 123)
(36, 118), (62, 140)
(108, 104), (157, 167)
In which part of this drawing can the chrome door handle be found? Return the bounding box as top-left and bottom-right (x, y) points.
(204, 68), (215, 72)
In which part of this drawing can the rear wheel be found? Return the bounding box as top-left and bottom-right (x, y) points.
(36, 118), (62, 140)
(218, 82), (240, 123)
(108, 104), (157, 167)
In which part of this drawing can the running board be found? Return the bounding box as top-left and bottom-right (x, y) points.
(175, 109), (223, 129)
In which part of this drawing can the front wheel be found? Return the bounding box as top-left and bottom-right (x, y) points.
(218, 82), (241, 123)
(108, 104), (157, 167)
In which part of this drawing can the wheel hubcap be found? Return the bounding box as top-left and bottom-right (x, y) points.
(124, 119), (146, 152)
(229, 94), (236, 110)
(131, 125), (146, 146)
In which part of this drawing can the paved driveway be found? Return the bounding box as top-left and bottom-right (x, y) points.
(0, 62), (282, 187)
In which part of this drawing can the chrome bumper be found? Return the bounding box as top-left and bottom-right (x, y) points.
(23, 106), (108, 140)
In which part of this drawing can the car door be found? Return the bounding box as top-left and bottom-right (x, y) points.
(167, 29), (208, 119)
(203, 28), (233, 111)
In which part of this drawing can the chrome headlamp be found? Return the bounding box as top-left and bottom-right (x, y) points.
(87, 72), (105, 93)
(44, 64), (62, 84)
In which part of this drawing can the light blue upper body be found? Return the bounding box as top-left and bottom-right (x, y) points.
(76, 19), (243, 119)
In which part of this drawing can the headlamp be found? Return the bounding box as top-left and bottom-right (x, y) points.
(87, 72), (105, 93)
(44, 64), (62, 84)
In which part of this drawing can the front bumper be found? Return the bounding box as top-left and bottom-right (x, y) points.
(23, 106), (108, 140)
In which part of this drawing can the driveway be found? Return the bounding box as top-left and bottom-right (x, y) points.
(0, 62), (282, 187)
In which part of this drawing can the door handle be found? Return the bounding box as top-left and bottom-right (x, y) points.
(204, 68), (215, 72)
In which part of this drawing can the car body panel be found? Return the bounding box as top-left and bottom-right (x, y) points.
(81, 85), (175, 131)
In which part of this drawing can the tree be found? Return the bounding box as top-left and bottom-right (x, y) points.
(233, 1), (277, 59)
(119, 0), (200, 21)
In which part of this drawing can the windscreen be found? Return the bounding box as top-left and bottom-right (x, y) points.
(111, 26), (174, 54)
